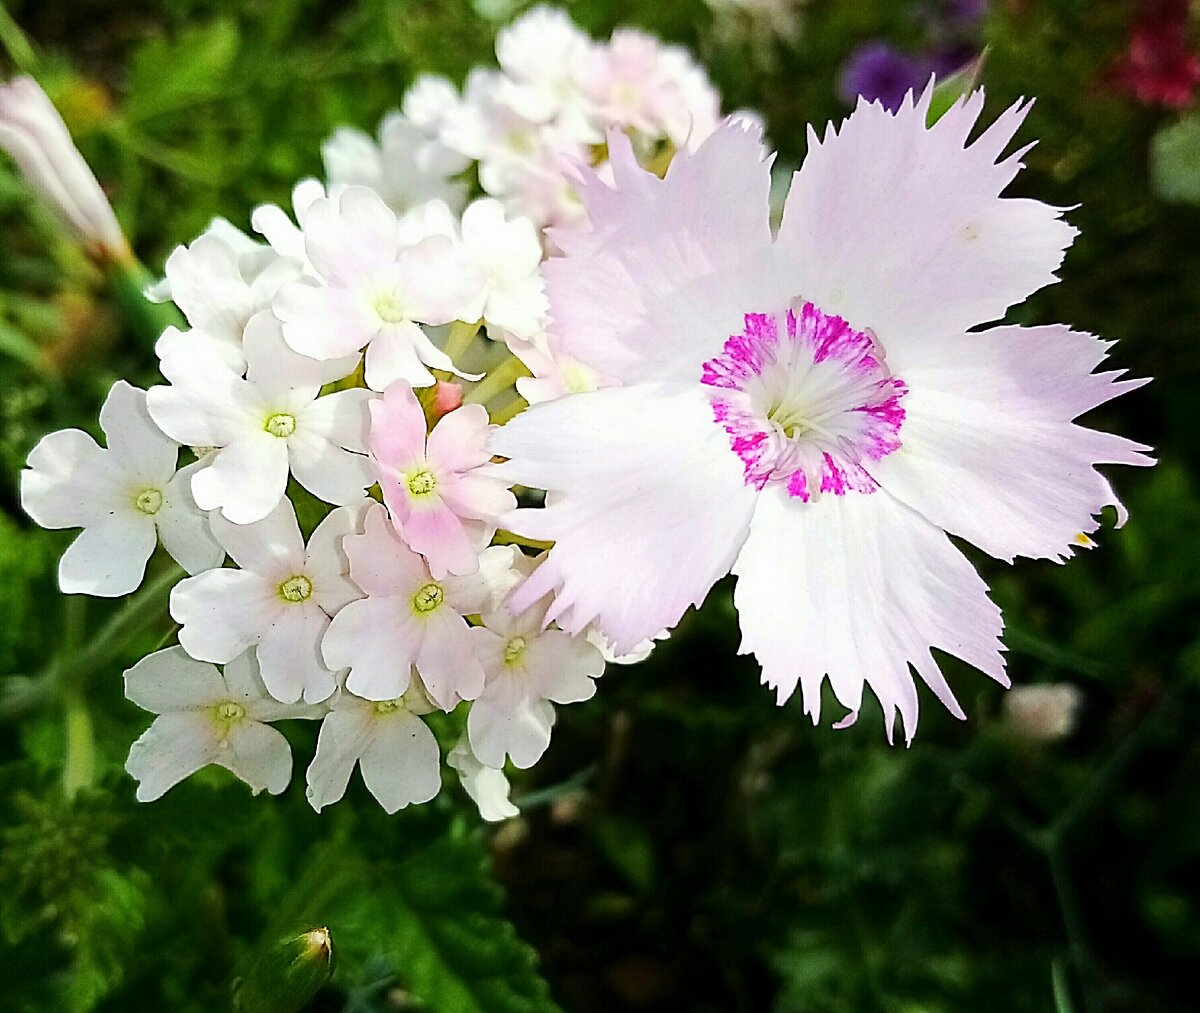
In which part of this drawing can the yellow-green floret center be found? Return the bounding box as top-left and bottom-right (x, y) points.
(215, 701), (246, 723)
(412, 582), (444, 614)
(406, 468), (437, 497)
(278, 574), (313, 603)
(503, 636), (527, 667)
(134, 488), (163, 515)
(265, 412), (297, 438)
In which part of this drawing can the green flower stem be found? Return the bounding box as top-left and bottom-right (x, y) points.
(0, 5), (38, 73)
(79, 563), (184, 674)
(62, 692), (95, 799)
(489, 396), (528, 425)
(107, 257), (185, 349)
(443, 319), (482, 366)
(492, 529), (553, 552)
(462, 354), (531, 407)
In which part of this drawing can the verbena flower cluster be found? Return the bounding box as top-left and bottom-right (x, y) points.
(13, 6), (1150, 818)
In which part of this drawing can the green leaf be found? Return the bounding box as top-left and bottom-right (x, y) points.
(0, 316), (43, 371)
(1051, 958), (1076, 1013)
(1150, 115), (1200, 204)
(286, 824), (562, 1013)
(124, 20), (241, 123)
(926, 51), (988, 127)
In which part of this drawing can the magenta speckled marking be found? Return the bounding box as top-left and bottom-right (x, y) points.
(701, 303), (907, 501)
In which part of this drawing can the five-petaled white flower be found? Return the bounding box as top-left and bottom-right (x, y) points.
(490, 92), (1152, 742)
(273, 186), (483, 391)
(20, 380), (222, 596)
(146, 317), (376, 524)
(322, 502), (518, 709)
(124, 647), (318, 801)
(305, 676), (442, 814)
(170, 499), (368, 704)
(467, 564), (604, 769)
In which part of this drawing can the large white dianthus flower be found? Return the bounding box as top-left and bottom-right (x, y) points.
(490, 89), (1152, 741)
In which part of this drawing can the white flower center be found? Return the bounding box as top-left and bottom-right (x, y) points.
(264, 412), (297, 438)
(374, 698), (405, 715)
(374, 294), (407, 324)
(406, 468), (437, 497)
(216, 701), (246, 722)
(278, 575), (313, 603)
(702, 304), (907, 503)
(412, 582), (444, 614)
(503, 636), (527, 667)
(134, 488), (163, 515)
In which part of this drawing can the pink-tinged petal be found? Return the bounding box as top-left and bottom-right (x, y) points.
(526, 632), (603, 704)
(415, 608), (485, 708)
(467, 675), (555, 769)
(146, 374), (263, 449)
(490, 382), (756, 654)
(306, 705), (373, 812)
(288, 439), (374, 507)
(776, 89), (1077, 353)
(731, 485), (1007, 743)
(191, 432), (290, 524)
(224, 651), (325, 722)
(257, 605), (336, 704)
(425, 403), (491, 473)
(368, 383), (429, 466)
(443, 544), (522, 616)
(395, 235), (484, 325)
(447, 733), (519, 822)
(155, 325), (245, 383)
(303, 186), (399, 284)
(323, 597), (419, 700)
(58, 513), (157, 597)
(126, 712), (221, 801)
(161, 234), (251, 337)
(301, 388), (376, 453)
(243, 310), (359, 393)
(99, 381), (178, 482)
(359, 710), (441, 813)
(544, 121), (783, 384)
(222, 719), (293, 795)
(400, 500), (479, 579)
(124, 647), (228, 713)
(437, 472), (516, 523)
(343, 503), (428, 596)
(305, 501), (370, 615)
(872, 324), (1154, 563)
(172, 568), (282, 664)
(21, 429), (124, 528)
(210, 498), (306, 576)
(157, 462), (225, 575)
(276, 280), (378, 361)
(364, 320), (438, 391)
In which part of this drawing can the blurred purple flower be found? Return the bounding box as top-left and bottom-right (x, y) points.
(945, 0), (989, 27)
(838, 42), (931, 112)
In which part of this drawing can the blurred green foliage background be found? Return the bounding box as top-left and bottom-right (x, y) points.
(1, 1), (1198, 1011)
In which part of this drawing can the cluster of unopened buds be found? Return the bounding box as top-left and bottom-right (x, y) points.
(10, 6), (1151, 818)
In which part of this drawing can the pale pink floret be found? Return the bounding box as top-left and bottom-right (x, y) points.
(322, 503), (518, 709)
(492, 89), (1153, 742)
(370, 383), (516, 578)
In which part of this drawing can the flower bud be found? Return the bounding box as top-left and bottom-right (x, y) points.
(1004, 683), (1083, 742)
(235, 926), (334, 1013)
(0, 76), (130, 263)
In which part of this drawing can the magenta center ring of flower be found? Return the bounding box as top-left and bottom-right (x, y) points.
(700, 303), (907, 502)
